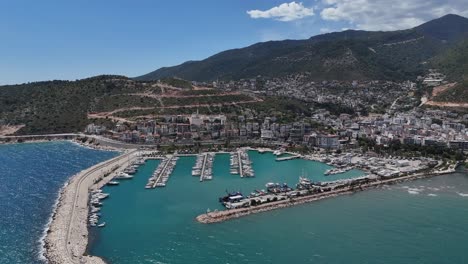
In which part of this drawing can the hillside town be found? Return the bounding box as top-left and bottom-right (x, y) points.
(84, 71), (468, 153)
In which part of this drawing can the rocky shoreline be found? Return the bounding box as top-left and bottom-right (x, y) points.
(43, 149), (138, 264)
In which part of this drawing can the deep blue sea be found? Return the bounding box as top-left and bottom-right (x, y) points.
(0, 141), (117, 264)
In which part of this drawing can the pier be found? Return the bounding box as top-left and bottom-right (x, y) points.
(196, 167), (457, 224)
(198, 153), (214, 182)
(44, 149), (139, 264)
(146, 155), (177, 188)
(275, 155), (301, 162)
(238, 149), (254, 177)
(237, 151), (244, 178)
(199, 154), (207, 182)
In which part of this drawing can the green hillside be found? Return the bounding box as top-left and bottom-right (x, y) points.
(432, 40), (468, 81)
(0, 76), (160, 134)
(137, 14), (468, 82)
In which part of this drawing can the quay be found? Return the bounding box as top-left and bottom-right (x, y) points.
(276, 155), (301, 162)
(237, 151), (244, 178)
(199, 153), (208, 182)
(196, 167), (457, 224)
(44, 149), (139, 264)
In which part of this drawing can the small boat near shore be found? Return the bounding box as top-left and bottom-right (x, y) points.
(107, 181), (120, 186)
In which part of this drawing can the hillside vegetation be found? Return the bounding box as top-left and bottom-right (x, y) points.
(0, 76), (161, 134)
(137, 14), (468, 82)
(432, 40), (468, 81)
(433, 81), (468, 103)
(0, 76), (258, 134)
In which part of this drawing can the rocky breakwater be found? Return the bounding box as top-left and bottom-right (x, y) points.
(197, 166), (458, 224)
(44, 149), (138, 264)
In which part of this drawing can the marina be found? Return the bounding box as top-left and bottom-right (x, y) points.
(35, 144), (463, 264)
(89, 190), (109, 227)
(191, 154), (204, 177)
(200, 153), (214, 181)
(198, 164), (457, 224)
(89, 150), (467, 264)
(146, 155), (178, 188)
(229, 152), (240, 175)
(231, 148), (255, 178)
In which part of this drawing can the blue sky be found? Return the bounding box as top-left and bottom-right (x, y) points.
(1, 0), (467, 84)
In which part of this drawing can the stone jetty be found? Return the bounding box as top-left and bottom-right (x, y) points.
(196, 167), (457, 224)
(44, 149), (138, 264)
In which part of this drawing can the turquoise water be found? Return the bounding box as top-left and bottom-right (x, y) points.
(0, 142), (117, 264)
(90, 151), (468, 264)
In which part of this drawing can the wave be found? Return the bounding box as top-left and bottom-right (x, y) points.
(407, 188), (424, 195)
(38, 179), (71, 263)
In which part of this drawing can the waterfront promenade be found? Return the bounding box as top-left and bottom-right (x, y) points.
(45, 149), (139, 264)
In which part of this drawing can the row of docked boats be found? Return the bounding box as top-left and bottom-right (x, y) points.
(192, 154), (204, 177)
(324, 166), (354, 176)
(145, 156), (178, 189)
(201, 153), (214, 181)
(229, 152), (240, 175)
(89, 189), (109, 227)
(239, 149), (254, 177)
(218, 174), (377, 210)
(107, 158), (146, 186)
(216, 177), (321, 209)
(89, 157), (147, 228)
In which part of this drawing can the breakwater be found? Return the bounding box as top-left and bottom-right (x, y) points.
(44, 149), (138, 264)
(196, 168), (456, 224)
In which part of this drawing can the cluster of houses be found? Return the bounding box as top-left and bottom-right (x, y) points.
(213, 73), (418, 115)
(86, 111), (340, 149)
(85, 70), (468, 152)
(328, 108), (468, 151)
(419, 69), (446, 87)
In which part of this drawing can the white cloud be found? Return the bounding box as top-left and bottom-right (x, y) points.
(320, 27), (332, 33)
(320, 0), (468, 31)
(247, 2), (314, 22)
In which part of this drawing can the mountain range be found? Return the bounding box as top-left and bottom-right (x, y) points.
(136, 14), (468, 82)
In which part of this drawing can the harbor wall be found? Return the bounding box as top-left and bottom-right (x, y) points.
(44, 149), (138, 264)
(196, 169), (456, 224)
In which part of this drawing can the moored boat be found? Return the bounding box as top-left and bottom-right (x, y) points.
(107, 181), (120, 186)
